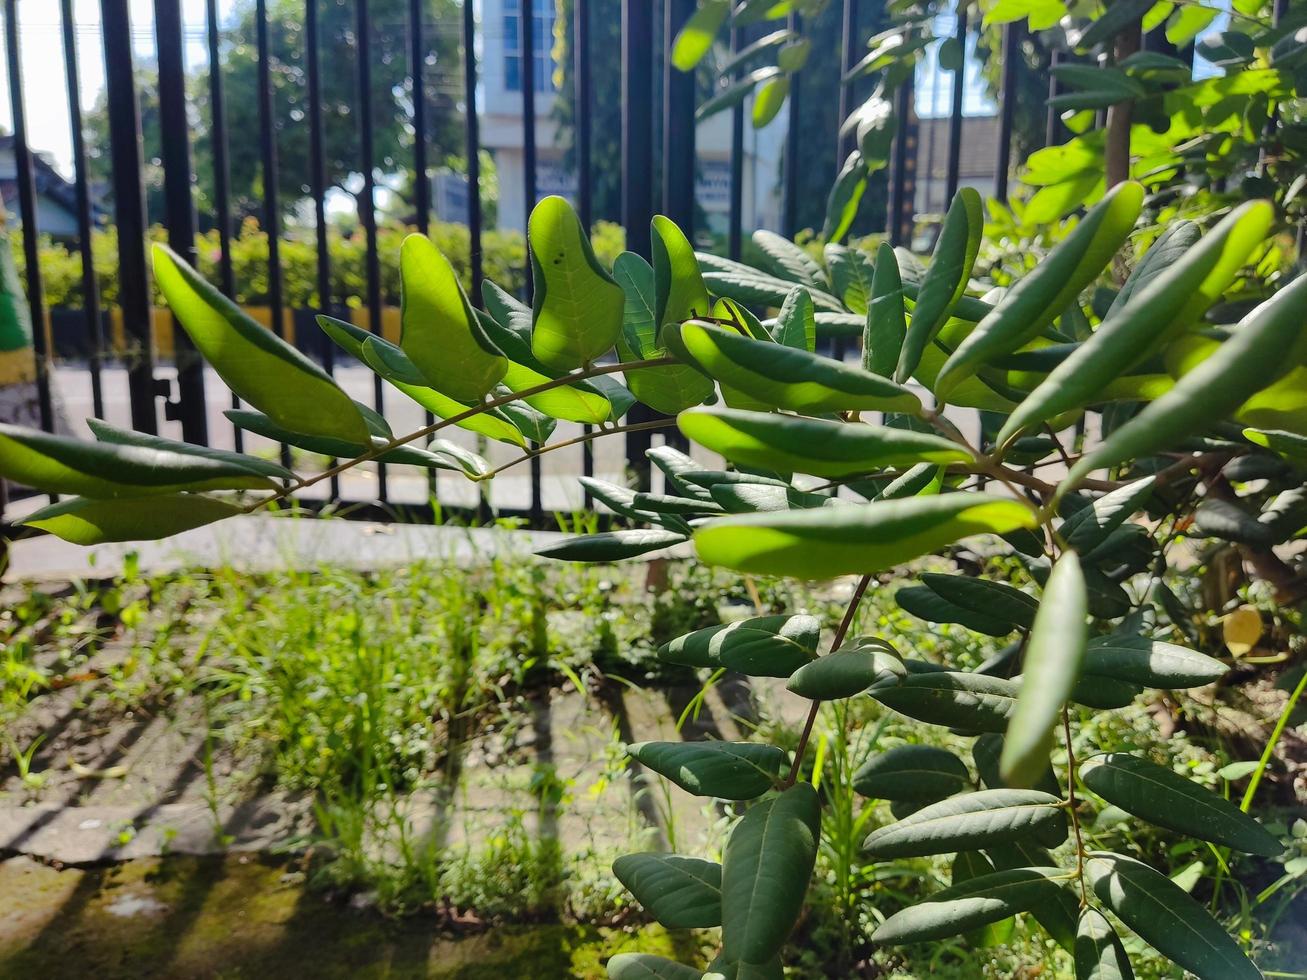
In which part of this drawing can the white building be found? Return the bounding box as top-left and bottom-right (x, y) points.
(474, 0), (786, 238)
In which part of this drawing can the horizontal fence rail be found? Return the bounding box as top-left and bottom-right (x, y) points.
(0, 0), (1076, 532)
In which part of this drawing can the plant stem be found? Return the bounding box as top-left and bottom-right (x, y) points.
(1240, 667), (1307, 812)
(782, 573), (872, 788)
(241, 357), (676, 514)
(1063, 705), (1090, 906)
(477, 418), (677, 480)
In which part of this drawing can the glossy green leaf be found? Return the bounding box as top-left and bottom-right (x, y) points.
(773, 288), (816, 352)
(0, 422), (277, 498)
(871, 866), (1068, 944)
(1084, 852), (1261, 980)
(920, 573), (1038, 630)
(953, 851), (1017, 947)
(678, 408), (966, 479)
(935, 182), (1143, 399)
(224, 409), (463, 471)
(987, 839), (1078, 949)
(633, 492), (724, 517)
(1082, 634), (1227, 688)
(398, 233), (508, 401)
(852, 744), (970, 801)
(752, 230), (829, 292)
(822, 152), (868, 243)
(529, 195), (625, 369)
(752, 74), (790, 127)
(1075, 907), (1135, 980)
(1081, 753), (1281, 855)
(317, 315), (527, 446)
(871, 671), (1021, 733)
(536, 529), (687, 562)
(653, 216), (712, 329)
(897, 188), (984, 382)
(895, 585), (1017, 636)
(628, 741), (786, 800)
(670, 0), (729, 70)
(863, 789), (1065, 858)
(711, 482), (831, 514)
(153, 244), (370, 444)
(865, 244), (906, 379)
(697, 252), (843, 312)
(1001, 552), (1088, 789)
(1067, 273), (1307, 488)
(613, 252), (714, 414)
(86, 419), (293, 482)
(612, 853), (722, 928)
(1061, 477), (1157, 554)
(606, 953), (703, 980)
(824, 243), (874, 314)
(659, 614), (819, 675)
(786, 639), (904, 699)
(694, 493), (1037, 579)
(679, 322), (920, 415)
(997, 201), (1273, 446)
(721, 783), (820, 964)
(22, 494), (242, 545)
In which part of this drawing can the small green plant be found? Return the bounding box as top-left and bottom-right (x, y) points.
(4, 183), (1304, 978)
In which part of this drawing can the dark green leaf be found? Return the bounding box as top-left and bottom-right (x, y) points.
(871, 671), (1021, 733)
(786, 639), (904, 699)
(1075, 907), (1135, 980)
(612, 853), (722, 928)
(920, 573), (1038, 630)
(658, 614), (820, 675)
(628, 741), (786, 800)
(864, 242), (907, 378)
(871, 866), (1068, 943)
(87, 419), (294, 481)
(863, 789), (1064, 857)
(22, 494), (242, 545)
(1081, 635), (1227, 688)
(853, 744), (970, 801)
(1061, 477), (1157, 553)
(536, 529), (687, 562)
(606, 953), (703, 980)
(895, 585), (1018, 636)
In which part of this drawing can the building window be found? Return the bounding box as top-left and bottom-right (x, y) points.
(504, 0), (555, 94)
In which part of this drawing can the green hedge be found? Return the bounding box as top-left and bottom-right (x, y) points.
(16, 218), (626, 310)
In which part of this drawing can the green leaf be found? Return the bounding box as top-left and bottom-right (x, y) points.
(1070, 673), (1141, 709)
(670, 0), (729, 70)
(694, 493), (1037, 579)
(529, 195), (625, 370)
(987, 839), (1078, 949)
(721, 783), (821, 964)
(711, 482), (831, 513)
(935, 182), (1143, 400)
(870, 671), (1021, 733)
(628, 741), (787, 800)
(853, 744), (970, 801)
(871, 866), (1068, 943)
(822, 152), (868, 243)
(825, 243), (875, 314)
(0, 422), (277, 498)
(752, 74), (790, 127)
(1077, 0), (1154, 49)
(399, 233), (508, 401)
(953, 852), (1017, 947)
(633, 492), (725, 517)
(863, 789), (1064, 857)
(613, 251), (714, 414)
(317, 314), (527, 446)
(751, 230), (829, 292)
(86, 419), (295, 482)
(920, 573), (1038, 630)
(1080, 754), (1281, 856)
(1066, 273), (1307, 488)
(1243, 427), (1307, 463)
(703, 956), (783, 980)
(697, 67), (781, 122)
(1075, 907), (1135, 980)
(653, 216), (712, 329)
(1001, 552), (1088, 788)
(897, 188), (984, 382)
(678, 408), (967, 479)
(152, 244), (369, 444)
(896, 585), (1018, 636)
(697, 253), (843, 312)
(612, 853), (722, 928)
(774, 288), (817, 352)
(679, 323), (921, 415)
(786, 639), (904, 699)
(659, 614), (819, 675)
(606, 953), (703, 980)
(224, 409), (463, 471)
(1061, 477), (1157, 554)
(997, 202), (1273, 446)
(22, 494), (242, 545)
(536, 529), (687, 562)
(1084, 852), (1261, 980)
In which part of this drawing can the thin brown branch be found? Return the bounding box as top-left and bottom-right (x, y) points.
(477, 418), (677, 480)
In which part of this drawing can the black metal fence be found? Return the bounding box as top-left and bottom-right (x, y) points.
(2, 0), (1048, 529)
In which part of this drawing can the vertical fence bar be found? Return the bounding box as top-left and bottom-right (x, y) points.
(1045, 49), (1064, 148)
(727, 19), (744, 261)
(155, 0), (209, 445)
(886, 74), (915, 247)
(663, 0), (695, 231)
(206, 0), (241, 450)
(410, 0), (431, 235)
(101, 0), (158, 434)
(782, 12), (802, 238)
(575, 0), (594, 500)
(944, 1), (968, 203)
(4, 0), (53, 436)
(518, 0), (542, 522)
(356, 0), (388, 500)
(255, 0), (292, 468)
(60, 0), (105, 421)
(622, 0), (654, 490)
(306, 0), (340, 498)
(995, 20), (1022, 203)
(463, 0), (484, 307)
(833, 0), (858, 360)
